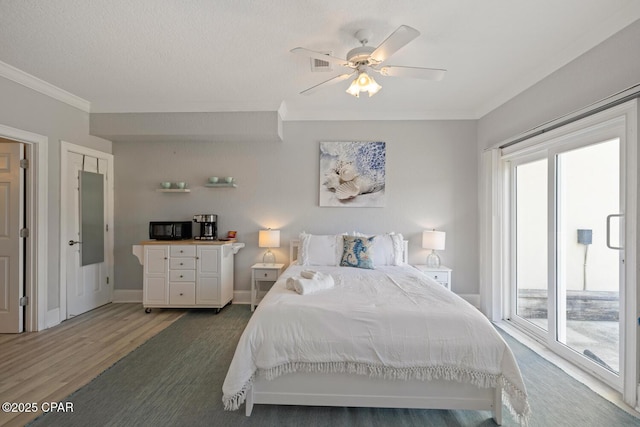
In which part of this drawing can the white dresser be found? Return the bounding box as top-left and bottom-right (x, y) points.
(134, 240), (243, 313)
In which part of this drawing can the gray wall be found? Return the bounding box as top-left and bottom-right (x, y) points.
(114, 120), (479, 294)
(0, 76), (112, 310)
(478, 19), (640, 150)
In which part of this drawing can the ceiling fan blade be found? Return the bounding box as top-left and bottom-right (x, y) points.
(370, 25), (420, 64)
(379, 65), (446, 81)
(290, 47), (350, 67)
(300, 72), (355, 95)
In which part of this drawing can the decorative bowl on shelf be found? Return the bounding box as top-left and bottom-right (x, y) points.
(161, 182), (171, 189)
(224, 177), (234, 183)
(175, 182), (186, 189)
(209, 176), (219, 183)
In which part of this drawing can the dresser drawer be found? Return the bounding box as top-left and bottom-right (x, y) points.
(254, 269), (278, 281)
(169, 283), (195, 304)
(170, 245), (196, 257)
(169, 257), (196, 270)
(169, 270), (196, 282)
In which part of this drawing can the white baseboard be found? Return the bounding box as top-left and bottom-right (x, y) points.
(458, 294), (480, 309)
(233, 290), (251, 305)
(45, 308), (61, 329)
(113, 289), (143, 303)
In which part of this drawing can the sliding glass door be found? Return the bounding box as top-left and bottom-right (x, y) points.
(507, 119), (626, 390)
(513, 157), (548, 332)
(555, 139), (621, 375)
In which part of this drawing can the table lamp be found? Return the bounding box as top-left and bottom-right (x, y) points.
(422, 230), (446, 268)
(258, 229), (280, 264)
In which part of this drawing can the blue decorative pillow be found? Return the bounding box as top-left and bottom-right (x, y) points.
(340, 235), (375, 269)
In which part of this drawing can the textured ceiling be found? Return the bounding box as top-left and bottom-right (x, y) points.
(1, 0), (639, 120)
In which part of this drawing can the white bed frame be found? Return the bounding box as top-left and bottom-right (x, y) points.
(245, 239), (503, 424)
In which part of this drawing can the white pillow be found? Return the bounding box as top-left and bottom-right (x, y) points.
(299, 233), (343, 266)
(351, 232), (405, 266)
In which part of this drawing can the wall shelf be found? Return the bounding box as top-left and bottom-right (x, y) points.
(156, 188), (191, 193)
(205, 183), (237, 188)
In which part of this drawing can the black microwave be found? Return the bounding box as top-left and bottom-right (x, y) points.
(149, 221), (192, 240)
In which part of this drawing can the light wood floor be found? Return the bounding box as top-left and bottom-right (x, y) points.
(0, 303), (186, 427)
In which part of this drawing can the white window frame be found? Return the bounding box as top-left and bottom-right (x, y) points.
(496, 99), (638, 408)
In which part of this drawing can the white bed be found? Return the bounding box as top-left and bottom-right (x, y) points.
(223, 235), (530, 425)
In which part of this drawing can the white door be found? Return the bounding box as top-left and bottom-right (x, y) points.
(0, 142), (24, 333)
(65, 151), (111, 317)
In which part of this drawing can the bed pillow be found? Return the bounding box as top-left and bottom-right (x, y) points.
(340, 235), (375, 269)
(351, 232), (405, 266)
(298, 233), (343, 266)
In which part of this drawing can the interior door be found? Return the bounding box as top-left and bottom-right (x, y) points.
(66, 152), (110, 317)
(0, 142), (24, 333)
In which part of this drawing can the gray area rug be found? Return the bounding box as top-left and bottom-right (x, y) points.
(29, 304), (639, 426)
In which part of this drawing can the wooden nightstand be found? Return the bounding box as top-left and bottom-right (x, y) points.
(413, 265), (452, 291)
(251, 263), (285, 311)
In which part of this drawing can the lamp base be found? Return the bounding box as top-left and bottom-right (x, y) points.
(262, 249), (276, 265)
(426, 251), (441, 268)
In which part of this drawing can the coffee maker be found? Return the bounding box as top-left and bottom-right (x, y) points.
(193, 214), (218, 240)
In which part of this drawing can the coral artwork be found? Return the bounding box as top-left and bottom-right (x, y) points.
(319, 141), (386, 207)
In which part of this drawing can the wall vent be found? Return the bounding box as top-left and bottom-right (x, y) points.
(311, 52), (333, 72)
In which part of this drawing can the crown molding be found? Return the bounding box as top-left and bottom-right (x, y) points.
(0, 60), (90, 113)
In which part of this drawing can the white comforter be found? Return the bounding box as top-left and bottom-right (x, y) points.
(222, 265), (530, 422)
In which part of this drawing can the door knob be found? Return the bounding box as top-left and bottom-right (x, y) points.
(68, 240), (82, 246)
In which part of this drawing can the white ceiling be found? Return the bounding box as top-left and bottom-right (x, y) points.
(1, 0), (639, 120)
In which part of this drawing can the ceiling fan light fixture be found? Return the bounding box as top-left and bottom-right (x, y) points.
(294, 25), (445, 96)
(346, 78), (361, 97)
(346, 70), (382, 98)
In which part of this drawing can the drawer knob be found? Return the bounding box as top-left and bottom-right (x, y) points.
(180, 275), (184, 278)
(180, 262), (184, 266)
(179, 293), (184, 296)
(263, 273), (268, 277)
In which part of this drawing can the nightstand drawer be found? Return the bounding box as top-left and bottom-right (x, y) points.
(413, 265), (452, 291)
(169, 257), (196, 270)
(169, 270), (196, 282)
(254, 269), (278, 281)
(169, 283), (195, 304)
(422, 271), (449, 283)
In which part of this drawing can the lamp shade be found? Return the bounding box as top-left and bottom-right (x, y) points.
(258, 229), (280, 248)
(422, 230), (445, 250)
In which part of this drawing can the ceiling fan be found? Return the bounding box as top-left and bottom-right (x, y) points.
(291, 25), (446, 97)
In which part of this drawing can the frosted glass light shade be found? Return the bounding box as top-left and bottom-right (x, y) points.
(346, 71), (382, 98)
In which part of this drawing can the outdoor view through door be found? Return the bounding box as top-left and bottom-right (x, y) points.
(512, 135), (623, 387)
(556, 139), (620, 374)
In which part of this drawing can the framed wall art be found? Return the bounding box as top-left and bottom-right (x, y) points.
(319, 141), (386, 207)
